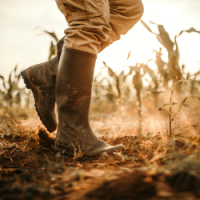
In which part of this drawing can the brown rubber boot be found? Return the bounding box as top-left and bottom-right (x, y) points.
(21, 37), (64, 132)
(54, 47), (124, 157)
(21, 37), (111, 133)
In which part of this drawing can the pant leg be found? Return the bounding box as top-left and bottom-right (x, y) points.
(100, 0), (144, 51)
(55, 0), (111, 55)
(55, 0), (144, 54)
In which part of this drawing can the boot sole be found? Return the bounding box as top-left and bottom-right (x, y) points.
(21, 69), (56, 133)
(54, 149), (99, 159)
(54, 144), (125, 159)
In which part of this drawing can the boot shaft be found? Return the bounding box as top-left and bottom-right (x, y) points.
(55, 47), (125, 157)
(56, 48), (97, 108)
(55, 48), (97, 148)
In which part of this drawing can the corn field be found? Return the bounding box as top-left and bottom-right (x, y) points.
(1, 22), (200, 200)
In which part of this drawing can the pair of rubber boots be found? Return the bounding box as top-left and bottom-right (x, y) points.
(21, 38), (124, 157)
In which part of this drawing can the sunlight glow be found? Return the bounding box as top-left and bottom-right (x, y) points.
(0, 0), (200, 77)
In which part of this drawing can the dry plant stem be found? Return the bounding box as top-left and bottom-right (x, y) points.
(153, 93), (158, 108)
(169, 88), (173, 138)
(168, 77), (178, 138)
(158, 79), (200, 137)
(138, 91), (142, 136)
(169, 106), (172, 138)
(5, 117), (13, 135)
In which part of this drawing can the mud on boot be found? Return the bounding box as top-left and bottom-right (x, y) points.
(21, 37), (65, 132)
(21, 57), (58, 132)
(54, 48), (124, 158)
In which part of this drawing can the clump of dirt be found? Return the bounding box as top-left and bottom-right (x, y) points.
(38, 128), (56, 147)
(167, 171), (200, 197)
(0, 168), (51, 200)
(87, 171), (156, 200)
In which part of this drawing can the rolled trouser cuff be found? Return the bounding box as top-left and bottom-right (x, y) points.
(63, 37), (100, 55)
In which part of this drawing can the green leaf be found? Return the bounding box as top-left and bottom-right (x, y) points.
(48, 41), (56, 60)
(158, 107), (171, 115)
(140, 20), (154, 33)
(162, 102), (180, 107)
(132, 72), (143, 92)
(172, 126), (180, 130)
(118, 71), (125, 82)
(0, 113), (5, 124)
(157, 25), (174, 53)
(108, 67), (114, 77)
(132, 71), (143, 103)
(178, 27), (200, 37)
(8, 72), (12, 87)
(148, 22), (174, 55)
(0, 75), (7, 90)
(173, 97), (190, 119)
(129, 66), (139, 73)
(17, 74), (21, 81)
(184, 124), (198, 129)
(142, 65), (156, 82)
(0, 75), (4, 81)
(173, 124), (198, 130)
(174, 35), (180, 62)
(127, 51), (131, 60)
(14, 65), (18, 75)
(151, 91), (164, 94)
(111, 84), (119, 96)
(102, 61), (107, 68)
(190, 94), (200, 101)
(170, 79), (195, 101)
(43, 30), (59, 42)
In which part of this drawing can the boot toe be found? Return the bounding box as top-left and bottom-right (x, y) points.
(103, 144), (125, 154)
(84, 144), (125, 157)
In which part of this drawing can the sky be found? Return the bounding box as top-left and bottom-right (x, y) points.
(0, 0), (200, 78)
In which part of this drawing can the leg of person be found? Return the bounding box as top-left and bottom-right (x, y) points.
(54, 0), (124, 157)
(21, 37), (64, 132)
(21, 0), (143, 133)
(55, 48), (124, 157)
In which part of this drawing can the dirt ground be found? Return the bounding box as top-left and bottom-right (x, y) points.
(1, 101), (200, 200)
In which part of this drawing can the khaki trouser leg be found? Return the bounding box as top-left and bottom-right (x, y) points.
(100, 0), (144, 51)
(55, 0), (144, 54)
(55, 0), (111, 55)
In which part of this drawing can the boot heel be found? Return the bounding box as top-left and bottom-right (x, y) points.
(21, 70), (31, 89)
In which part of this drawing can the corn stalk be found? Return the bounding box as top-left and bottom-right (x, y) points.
(141, 20), (200, 89)
(159, 79), (200, 137)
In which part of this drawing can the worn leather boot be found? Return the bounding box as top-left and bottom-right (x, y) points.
(21, 37), (64, 132)
(54, 47), (124, 157)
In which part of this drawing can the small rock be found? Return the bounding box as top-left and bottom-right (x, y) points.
(4, 133), (12, 139)
(14, 134), (21, 139)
